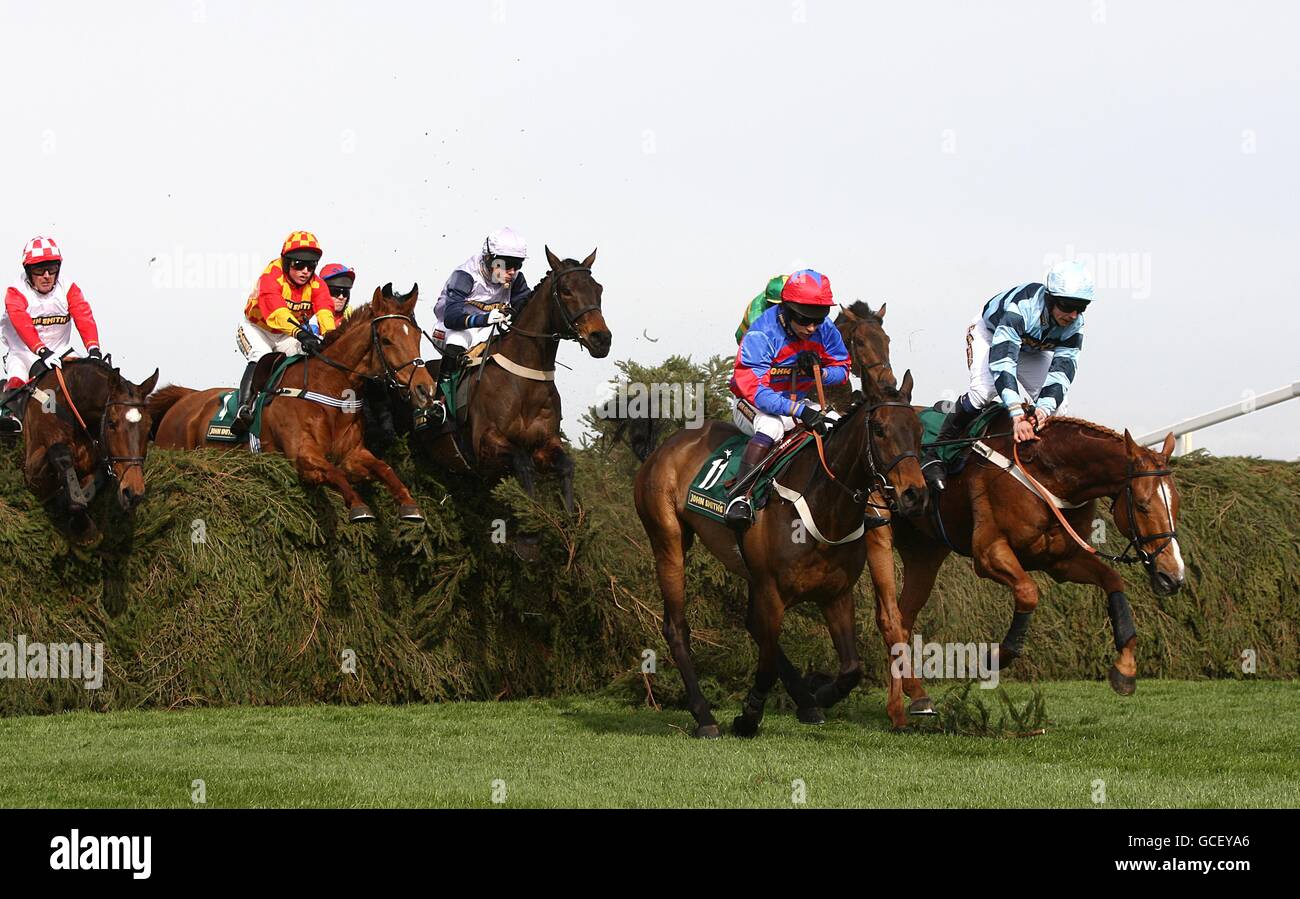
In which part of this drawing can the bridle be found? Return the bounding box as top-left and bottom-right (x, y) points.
(312, 313), (426, 398)
(503, 265), (600, 343)
(1107, 461), (1178, 570)
(48, 362), (148, 483)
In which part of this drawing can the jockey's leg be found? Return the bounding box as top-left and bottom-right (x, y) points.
(0, 356), (33, 434)
(232, 322), (291, 436)
(922, 317), (997, 492)
(724, 399), (782, 527)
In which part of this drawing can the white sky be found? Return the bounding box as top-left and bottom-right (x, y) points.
(2, 0), (1296, 458)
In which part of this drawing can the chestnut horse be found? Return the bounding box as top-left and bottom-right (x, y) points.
(634, 370), (927, 738)
(421, 247), (611, 514)
(888, 417), (1184, 710)
(18, 355), (159, 542)
(149, 285), (436, 522)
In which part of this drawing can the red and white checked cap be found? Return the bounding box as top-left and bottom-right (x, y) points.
(22, 236), (62, 267)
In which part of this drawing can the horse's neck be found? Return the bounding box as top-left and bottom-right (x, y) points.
(303, 324), (372, 389)
(495, 275), (558, 369)
(790, 407), (873, 502)
(1036, 423), (1130, 502)
(60, 366), (109, 426)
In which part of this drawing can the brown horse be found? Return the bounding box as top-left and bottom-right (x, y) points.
(828, 301), (898, 406)
(422, 247), (611, 515)
(634, 371), (927, 738)
(18, 355), (159, 542)
(888, 413), (1184, 712)
(149, 285), (436, 522)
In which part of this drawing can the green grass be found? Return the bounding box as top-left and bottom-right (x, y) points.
(1, 680), (1296, 808)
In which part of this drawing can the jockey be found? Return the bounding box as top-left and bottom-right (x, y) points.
(429, 226), (533, 389)
(735, 273), (789, 344)
(0, 237), (103, 435)
(725, 269), (850, 525)
(921, 260), (1094, 492)
(231, 231), (337, 435)
(310, 263), (355, 335)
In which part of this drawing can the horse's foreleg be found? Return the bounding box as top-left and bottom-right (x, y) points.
(47, 443), (92, 513)
(975, 537), (1041, 670)
(733, 583), (783, 738)
(1048, 550), (1138, 695)
(295, 453), (373, 522)
(865, 525), (909, 728)
(896, 538), (949, 716)
(343, 446), (423, 521)
(814, 589), (864, 715)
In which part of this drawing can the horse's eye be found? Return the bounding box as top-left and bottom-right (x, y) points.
(1135, 503), (1150, 514)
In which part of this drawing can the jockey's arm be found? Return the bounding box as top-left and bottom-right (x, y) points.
(509, 273), (532, 313)
(734, 331), (803, 417)
(813, 320), (851, 386)
(256, 272), (303, 335)
(4, 286), (46, 353)
(308, 280), (336, 334)
(442, 271), (481, 330)
(1034, 332), (1083, 418)
(988, 303), (1029, 418)
(65, 283), (101, 353)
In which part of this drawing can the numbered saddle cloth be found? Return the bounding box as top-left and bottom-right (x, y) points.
(685, 431), (812, 524)
(205, 355), (300, 445)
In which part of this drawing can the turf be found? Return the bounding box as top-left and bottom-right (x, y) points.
(0, 680), (1295, 808)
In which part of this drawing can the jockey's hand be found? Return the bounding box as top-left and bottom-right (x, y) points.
(87, 347), (103, 360)
(798, 404), (829, 434)
(1013, 415), (1039, 443)
(296, 328), (323, 356)
(794, 350), (821, 376)
(486, 308), (509, 327)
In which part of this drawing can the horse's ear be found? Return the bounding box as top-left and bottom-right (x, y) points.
(876, 302), (886, 320)
(371, 285), (385, 305)
(1160, 431), (1176, 460)
(139, 368), (160, 395)
(581, 248), (597, 269)
(544, 245), (562, 272)
(838, 304), (857, 322)
(899, 369), (913, 402)
(1123, 428), (1141, 455)
(400, 283), (419, 311)
(382, 282), (394, 299)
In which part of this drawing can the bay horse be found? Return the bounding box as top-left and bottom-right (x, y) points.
(148, 285), (436, 523)
(634, 371), (927, 738)
(18, 355), (159, 543)
(888, 414), (1185, 711)
(421, 246), (611, 515)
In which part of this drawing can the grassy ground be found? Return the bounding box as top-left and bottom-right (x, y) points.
(0, 680), (1295, 808)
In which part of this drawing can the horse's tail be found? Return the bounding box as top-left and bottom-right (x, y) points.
(147, 385), (194, 440)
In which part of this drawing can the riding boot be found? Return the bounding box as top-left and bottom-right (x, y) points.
(424, 357), (447, 424)
(724, 436), (773, 527)
(0, 396), (23, 436)
(921, 394), (981, 493)
(230, 360), (259, 437)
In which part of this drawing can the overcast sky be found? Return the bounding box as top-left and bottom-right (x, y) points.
(3, 0), (1296, 458)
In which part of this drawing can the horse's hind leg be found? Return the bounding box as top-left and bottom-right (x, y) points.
(344, 446), (423, 521)
(974, 537), (1041, 670)
(774, 648), (822, 722)
(1047, 551), (1138, 695)
(733, 582), (784, 738)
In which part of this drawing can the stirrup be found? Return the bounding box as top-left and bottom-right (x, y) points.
(230, 405), (254, 436)
(724, 495), (753, 526)
(920, 458), (946, 492)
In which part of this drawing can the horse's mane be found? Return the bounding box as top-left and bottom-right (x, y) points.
(1046, 415), (1123, 442)
(843, 301), (884, 325)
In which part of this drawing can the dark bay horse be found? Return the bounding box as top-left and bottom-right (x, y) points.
(889, 415), (1184, 711)
(19, 356), (159, 542)
(634, 371), (927, 738)
(148, 285), (436, 522)
(421, 247), (611, 514)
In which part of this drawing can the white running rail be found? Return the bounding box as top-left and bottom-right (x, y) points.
(1136, 381), (1300, 455)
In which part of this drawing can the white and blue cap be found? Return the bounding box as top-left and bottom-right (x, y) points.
(1046, 260), (1094, 302)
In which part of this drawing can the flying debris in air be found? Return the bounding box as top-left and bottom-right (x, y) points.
(643, 329), (659, 343)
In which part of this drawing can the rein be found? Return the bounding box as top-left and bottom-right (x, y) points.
(501, 265), (600, 343)
(1011, 440), (1177, 567)
(308, 313), (425, 397)
(49, 362), (148, 481)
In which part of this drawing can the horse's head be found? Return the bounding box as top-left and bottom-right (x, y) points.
(102, 365), (159, 511)
(369, 284), (437, 408)
(542, 246), (611, 358)
(836, 301), (895, 390)
(1116, 430), (1184, 596)
(856, 370), (927, 518)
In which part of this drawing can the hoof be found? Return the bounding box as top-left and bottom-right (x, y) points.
(398, 504), (424, 522)
(1108, 665), (1137, 696)
(995, 644), (1020, 669)
(731, 715), (761, 738)
(694, 724), (721, 740)
(796, 706), (826, 725)
(908, 698), (936, 716)
(347, 504), (376, 523)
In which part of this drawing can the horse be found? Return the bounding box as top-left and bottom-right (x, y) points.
(634, 370), (928, 738)
(827, 301), (898, 406)
(418, 246), (612, 516)
(18, 355), (159, 543)
(888, 413), (1184, 711)
(148, 284), (436, 523)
